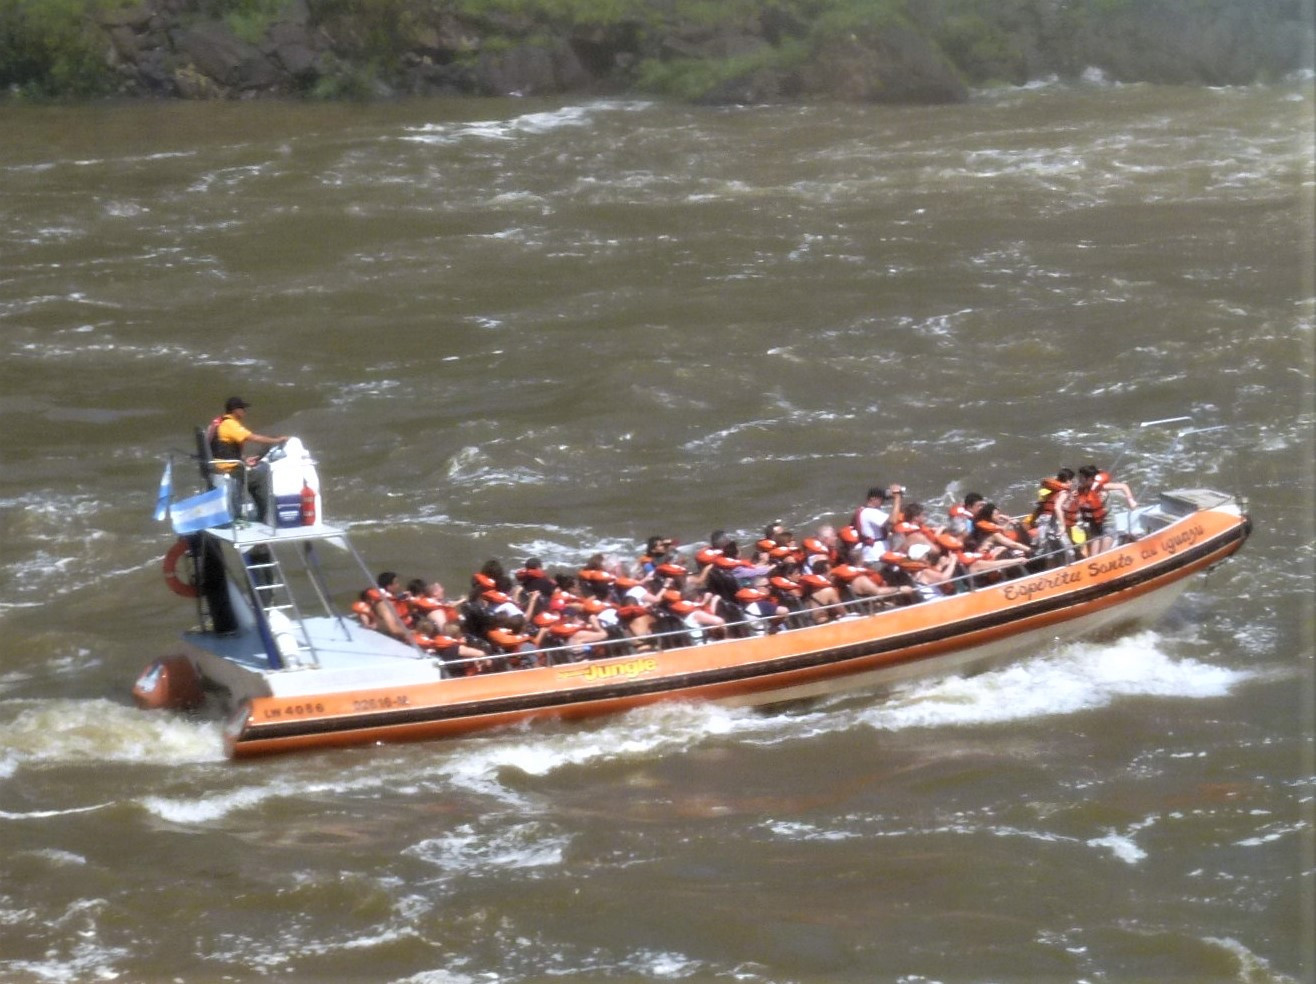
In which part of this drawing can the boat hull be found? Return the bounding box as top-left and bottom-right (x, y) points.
(221, 494), (1249, 759)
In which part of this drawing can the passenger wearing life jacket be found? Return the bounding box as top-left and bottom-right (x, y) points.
(965, 503), (1032, 560)
(801, 526), (840, 569)
(513, 557), (558, 619)
(547, 597), (615, 659)
(365, 572), (411, 642)
(412, 617), (490, 676)
(1061, 463), (1138, 556)
(1029, 468), (1074, 529)
(764, 556), (811, 628)
(854, 484), (905, 567)
(466, 559), (513, 606)
(485, 612), (537, 670)
(351, 591), (377, 630)
(947, 492), (983, 540)
(615, 572), (660, 648)
(890, 502), (960, 555)
(830, 560), (911, 609)
(798, 560), (844, 622)
(206, 396), (289, 522)
(638, 535), (676, 576)
(406, 578), (459, 628)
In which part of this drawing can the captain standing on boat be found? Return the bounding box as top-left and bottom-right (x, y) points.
(207, 396), (288, 523)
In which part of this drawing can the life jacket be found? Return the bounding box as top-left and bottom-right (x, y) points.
(616, 604), (651, 621)
(949, 503), (974, 524)
(974, 518), (1019, 542)
(1066, 487), (1108, 528)
(881, 550), (929, 573)
(514, 568), (556, 597)
(487, 627), (531, 650)
(895, 520), (945, 548)
(695, 546), (722, 566)
(207, 414), (242, 465)
(801, 537), (828, 559)
(1030, 477), (1070, 524)
(374, 590), (410, 626)
(351, 599), (376, 628)
(659, 592), (698, 615)
(798, 573), (832, 593)
(413, 632), (463, 655)
(830, 564), (867, 583)
(409, 595), (456, 626)
(934, 532), (963, 552)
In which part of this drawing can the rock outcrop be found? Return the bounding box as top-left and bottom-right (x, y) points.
(8, 0), (1313, 103)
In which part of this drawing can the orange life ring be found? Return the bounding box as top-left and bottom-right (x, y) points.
(162, 539), (199, 598)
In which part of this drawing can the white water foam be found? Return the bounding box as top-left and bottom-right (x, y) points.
(856, 631), (1250, 732)
(1202, 936), (1304, 984)
(404, 819), (569, 878)
(0, 699), (224, 772)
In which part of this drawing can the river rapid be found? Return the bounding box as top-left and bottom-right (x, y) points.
(1, 79), (1313, 983)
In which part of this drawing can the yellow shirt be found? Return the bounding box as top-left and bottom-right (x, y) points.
(213, 415), (252, 473)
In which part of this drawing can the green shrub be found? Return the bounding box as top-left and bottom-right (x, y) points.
(634, 37), (805, 100)
(935, 12), (1023, 84)
(0, 0), (120, 97)
(220, 0), (288, 44)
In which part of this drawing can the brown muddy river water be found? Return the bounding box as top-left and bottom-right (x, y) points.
(1, 80), (1313, 982)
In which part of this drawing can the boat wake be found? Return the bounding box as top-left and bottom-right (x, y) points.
(2, 631), (1250, 804)
(854, 629), (1251, 732)
(0, 698), (224, 776)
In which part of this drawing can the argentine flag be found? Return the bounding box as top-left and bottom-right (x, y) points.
(171, 487), (231, 535)
(152, 459), (172, 522)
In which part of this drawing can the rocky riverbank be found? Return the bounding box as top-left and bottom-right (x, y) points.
(3, 0), (1312, 103)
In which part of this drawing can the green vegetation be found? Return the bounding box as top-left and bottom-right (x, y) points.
(935, 12), (1024, 85)
(218, 0), (287, 44)
(0, 0), (121, 97)
(635, 39), (808, 101)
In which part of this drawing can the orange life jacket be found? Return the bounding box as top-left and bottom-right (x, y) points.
(881, 550), (929, 573)
(1065, 484), (1108, 528)
(798, 573), (831, 592)
(1030, 477), (1070, 524)
(487, 627), (531, 649)
(830, 564), (867, 583)
(351, 599), (375, 628)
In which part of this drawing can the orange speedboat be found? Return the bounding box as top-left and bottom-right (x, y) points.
(135, 441), (1250, 760)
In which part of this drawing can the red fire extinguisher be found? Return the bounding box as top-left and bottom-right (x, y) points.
(300, 480), (316, 526)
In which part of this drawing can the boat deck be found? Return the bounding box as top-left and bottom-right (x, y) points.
(186, 618), (445, 698)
